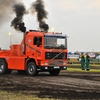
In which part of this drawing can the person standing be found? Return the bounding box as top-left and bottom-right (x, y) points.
(81, 53), (85, 70)
(86, 53), (90, 71)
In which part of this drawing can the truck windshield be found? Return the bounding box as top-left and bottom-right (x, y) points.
(44, 36), (67, 49)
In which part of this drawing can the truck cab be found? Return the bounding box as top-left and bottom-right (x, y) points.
(25, 30), (68, 75)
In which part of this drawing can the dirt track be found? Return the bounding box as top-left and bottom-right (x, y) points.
(0, 70), (100, 99)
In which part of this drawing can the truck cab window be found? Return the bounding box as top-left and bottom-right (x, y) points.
(44, 36), (67, 49)
(34, 37), (42, 46)
(34, 37), (37, 45)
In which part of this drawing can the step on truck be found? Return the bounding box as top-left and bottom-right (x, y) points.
(0, 30), (68, 76)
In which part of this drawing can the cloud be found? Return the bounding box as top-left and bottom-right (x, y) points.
(90, 0), (100, 9)
(56, 0), (100, 17)
(58, 0), (80, 11)
(58, 0), (100, 11)
(0, 0), (21, 26)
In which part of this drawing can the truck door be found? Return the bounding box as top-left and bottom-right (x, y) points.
(26, 36), (42, 57)
(33, 36), (42, 57)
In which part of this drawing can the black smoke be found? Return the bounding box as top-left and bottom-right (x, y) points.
(31, 0), (49, 31)
(0, 0), (19, 26)
(0, 0), (49, 32)
(11, 3), (26, 33)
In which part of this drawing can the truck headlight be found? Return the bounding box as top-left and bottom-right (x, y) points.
(63, 62), (67, 65)
(45, 62), (48, 65)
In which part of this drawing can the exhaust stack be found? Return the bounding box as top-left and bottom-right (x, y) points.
(23, 33), (25, 54)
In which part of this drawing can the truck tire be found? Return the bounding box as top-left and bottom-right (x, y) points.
(27, 62), (37, 76)
(49, 69), (60, 76)
(0, 59), (7, 74)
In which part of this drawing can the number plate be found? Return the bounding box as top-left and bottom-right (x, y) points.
(54, 66), (59, 69)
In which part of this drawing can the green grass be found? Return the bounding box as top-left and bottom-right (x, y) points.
(68, 64), (80, 66)
(0, 91), (60, 100)
(67, 60), (100, 63)
(90, 64), (100, 67)
(67, 63), (100, 67)
(67, 68), (100, 72)
(91, 61), (100, 63)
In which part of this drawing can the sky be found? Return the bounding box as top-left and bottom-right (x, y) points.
(0, 0), (100, 52)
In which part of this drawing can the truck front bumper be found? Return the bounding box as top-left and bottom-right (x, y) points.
(37, 66), (67, 71)
(39, 60), (67, 67)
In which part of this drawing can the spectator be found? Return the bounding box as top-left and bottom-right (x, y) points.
(81, 53), (85, 70)
(86, 53), (90, 71)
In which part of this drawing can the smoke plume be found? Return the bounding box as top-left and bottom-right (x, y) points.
(11, 3), (26, 33)
(0, 0), (49, 32)
(0, 0), (19, 26)
(31, 0), (49, 31)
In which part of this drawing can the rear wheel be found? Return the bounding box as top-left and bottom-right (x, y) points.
(0, 59), (7, 74)
(49, 70), (60, 76)
(27, 62), (37, 76)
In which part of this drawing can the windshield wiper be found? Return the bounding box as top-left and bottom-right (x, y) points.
(44, 45), (57, 49)
(59, 45), (66, 49)
(44, 46), (52, 49)
(44, 45), (66, 49)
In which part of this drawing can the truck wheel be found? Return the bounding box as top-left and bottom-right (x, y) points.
(27, 62), (37, 76)
(0, 59), (7, 74)
(49, 70), (60, 76)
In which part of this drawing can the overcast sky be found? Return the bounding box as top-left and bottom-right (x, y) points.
(0, 0), (100, 52)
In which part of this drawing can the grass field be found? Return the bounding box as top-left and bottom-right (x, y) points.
(0, 91), (60, 100)
(68, 60), (100, 63)
(67, 68), (100, 72)
(67, 63), (100, 67)
(67, 61), (100, 72)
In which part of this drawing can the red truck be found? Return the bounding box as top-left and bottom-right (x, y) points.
(0, 30), (68, 76)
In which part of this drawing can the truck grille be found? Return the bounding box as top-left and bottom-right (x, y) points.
(45, 52), (67, 59)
